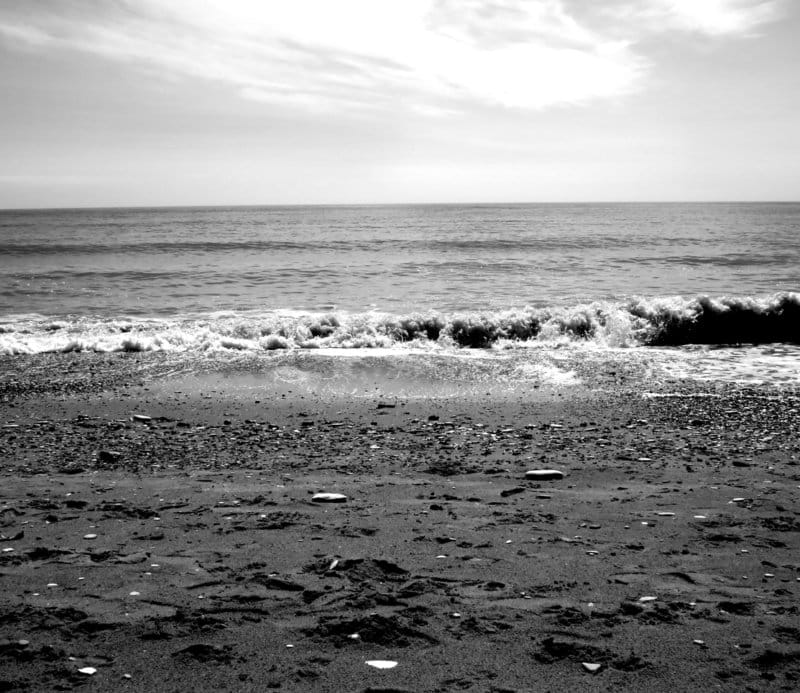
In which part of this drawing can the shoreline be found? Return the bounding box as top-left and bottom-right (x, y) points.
(1, 354), (799, 691)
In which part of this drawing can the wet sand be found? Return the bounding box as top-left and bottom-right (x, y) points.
(1, 354), (800, 692)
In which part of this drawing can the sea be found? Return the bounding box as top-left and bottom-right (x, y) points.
(1, 202), (799, 395)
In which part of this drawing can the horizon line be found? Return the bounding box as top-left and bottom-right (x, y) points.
(2, 200), (799, 213)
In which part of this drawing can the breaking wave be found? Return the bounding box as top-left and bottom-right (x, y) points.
(0, 293), (798, 356)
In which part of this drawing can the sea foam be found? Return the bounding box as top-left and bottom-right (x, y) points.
(0, 293), (798, 356)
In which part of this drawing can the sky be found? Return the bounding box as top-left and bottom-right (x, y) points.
(0, 0), (798, 207)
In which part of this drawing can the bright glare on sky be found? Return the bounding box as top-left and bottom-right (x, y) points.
(0, 0), (798, 207)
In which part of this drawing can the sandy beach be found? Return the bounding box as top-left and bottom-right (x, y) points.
(1, 354), (799, 692)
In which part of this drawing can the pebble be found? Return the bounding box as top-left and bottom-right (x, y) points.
(638, 595), (657, 602)
(655, 512), (675, 517)
(311, 493), (348, 503)
(84, 534), (98, 539)
(524, 469), (565, 481)
(582, 662), (602, 673)
(731, 498), (746, 503)
(366, 660), (398, 669)
(78, 667), (97, 676)
(693, 515), (707, 519)
(132, 414), (152, 422)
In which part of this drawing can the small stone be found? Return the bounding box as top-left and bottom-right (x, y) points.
(311, 493), (347, 503)
(46, 583), (58, 588)
(693, 515), (707, 519)
(84, 534), (98, 539)
(525, 469), (565, 481)
(132, 414), (152, 422)
(582, 662), (602, 673)
(129, 591), (140, 596)
(98, 450), (121, 463)
(693, 639), (706, 646)
(638, 595), (657, 603)
(655, 512), (675, 517)
(78, 667), (97, 675)
(122, 674), (132, 679)
(366, 660), (398, 670)
(17, 640), (29, 647)
(731, 498), (746, 503)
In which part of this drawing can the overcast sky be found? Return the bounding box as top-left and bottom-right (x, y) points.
(1, 0), (798, 207)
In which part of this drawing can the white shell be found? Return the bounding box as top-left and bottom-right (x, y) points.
(311, 493), (348, 503)
(524, 469), (564, 480)
(366, 660), (398, 669)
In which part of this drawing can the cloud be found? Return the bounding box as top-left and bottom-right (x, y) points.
(0, 0), (783, 114)
(583, 0), (782, 38)
(659, 0), (780, 35)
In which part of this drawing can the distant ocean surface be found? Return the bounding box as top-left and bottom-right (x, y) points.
(1, 203), (799, 388)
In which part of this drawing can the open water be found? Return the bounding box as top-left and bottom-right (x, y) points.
(1, 203), (798, 389)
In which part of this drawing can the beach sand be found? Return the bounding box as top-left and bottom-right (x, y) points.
(1, 354), (799, 692)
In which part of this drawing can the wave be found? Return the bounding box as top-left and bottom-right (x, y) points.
(0, 293), (797, 356)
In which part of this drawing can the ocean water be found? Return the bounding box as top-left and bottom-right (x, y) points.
(1, 203), (799, 389)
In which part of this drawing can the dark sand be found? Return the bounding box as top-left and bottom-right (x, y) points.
(1, 354), (799, 692)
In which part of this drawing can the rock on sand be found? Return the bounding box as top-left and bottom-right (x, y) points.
(525, 469), (565, 481)
(311, 493), (348, 503)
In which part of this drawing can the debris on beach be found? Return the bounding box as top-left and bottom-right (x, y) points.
(98, 449), (121, 463)
(311, 492), (348, 503)
(524, 469), (565, 480)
